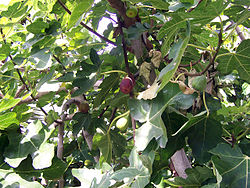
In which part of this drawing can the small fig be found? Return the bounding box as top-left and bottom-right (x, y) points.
(84, 159), (92, 166)
(116, 117), (128, 131)
(191, 75), (207, 92)
(126, 6), (138, 18)
(120, 76), (135, 94)
(78, 101), (89, 114)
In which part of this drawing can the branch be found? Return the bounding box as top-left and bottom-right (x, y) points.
(235, 25), (246, 41)
(188, 0), (203, 12)
(57, 0), (116, 46)
(52, 54), (66, 70)
(118, 18), (131, 76)
(17, 88), (67, 105)
(184, 31), (223, 77)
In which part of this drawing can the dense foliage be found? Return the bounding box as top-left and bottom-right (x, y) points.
(0, 0), (249, 187)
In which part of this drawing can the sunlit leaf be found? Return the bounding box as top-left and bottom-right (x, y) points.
(4, 120), (55, 169)
(67, 0), (94, 29)
(217, 39), (250, 82)
(129, 82), (196, 151)
(0, 112), (19, 130)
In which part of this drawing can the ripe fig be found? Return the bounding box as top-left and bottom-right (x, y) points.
(116, 117), (128, 131)
(191, 75), (207, 92)
(78, 101), (89, 114)
(120, 76), (135, 94)
(126, 6), (138, 18)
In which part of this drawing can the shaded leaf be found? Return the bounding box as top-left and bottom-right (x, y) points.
(187, 118), (223, 163)
(210, 143), (250, 188)
(157, 24), (190, 92)
(72, 113), (91, 136)
(92, 133), (112, 163)
(93, 73), (119, 107)
(165, 166), (214, 187)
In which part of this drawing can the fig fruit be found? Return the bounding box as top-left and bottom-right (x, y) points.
(84, 159), (92, 166)
(126, 6), (138, 18)
(120, 76), (135, 94)
(116, 117), (128, 131)
(78, 101), (89, 114)
(191, 75), (207, 91)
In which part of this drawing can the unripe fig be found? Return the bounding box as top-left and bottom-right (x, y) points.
(84, 159), (92, 166)
(191, 75), (207, 92)
(126, 6), (138, 18)
(78, 101), (89, 114)
(116, 117), (128, 131)
(120, 76), (135, 94)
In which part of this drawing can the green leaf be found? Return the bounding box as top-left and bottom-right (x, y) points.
(67, 0), (94, 29)
(58, 72), (75, 82)
(165, 166), (214, 187)
(0, 112), (19, 130)
(26, 19), (49, 34)
(90, 48), (102, 68)
(72, 113), (91, 136)
(72, 74), (97, 96)
(157, 15), (186, 40)
(129, 82), (196, 151)
(1, 1), (29, 18)
(42, 157), (68, 180)
(93, 133), (112, 163)
(217, 39), (250, 82)
(0, 44), (11, 61)
(187, 118), (223, 163)
(210, 143), (250, 188)
(157, 23), (190, 92)
(0, 98), (21, 113)
(29, 48), (52, 69)
(111, 147), (153, 187)
(0, 168), (43, 188)
(178, 0), (229, 31)
(4, 120), (55, 169)
(72, 165), (112, 187)
(93, 73), (120, 107)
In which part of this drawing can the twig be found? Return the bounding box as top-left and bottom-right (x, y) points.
(179, 55), (202, 68)
(235, 25), (246, 41)
(57, 0), (116, 46)
(184, 32), (223, 77)
(131, 115), (136, 144)
(188, 0), (204, 12)
(52, 55), (66, 70)
(118, 18), (131, 76)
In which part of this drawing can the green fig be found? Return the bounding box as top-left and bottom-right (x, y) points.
(126, 6), (138, 18)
